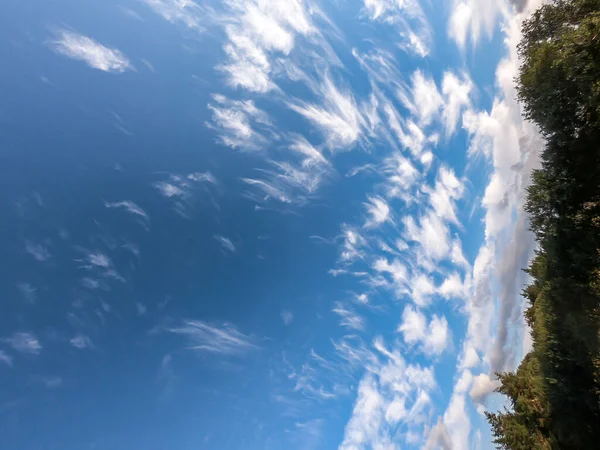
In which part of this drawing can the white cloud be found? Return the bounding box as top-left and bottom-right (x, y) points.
(104, 201), (149, 226)
(154, 182), (184, 198)
(339, 337), (437, 449)
(403, 211), (451, 263)
(333, 302), (365, 331)
(398, 69), (473, 138)
(214, 235), (236, 253)
(70, 334), (92, 350)
(167, 320), (259, 355)
(187, 172), (217, 183)
(17, 282), (37, 303)
(409, 71), (443, 126)
(242, 135), (334, 206)
(281, 310), (294, 326)
(454, 2), (545, 419)
(153, 171), (218, 216)
(50, 29), (133, 73)
(339, 226), (368, 263)
(439, 272), (466, 299)
(362, 0), (432, 57)
(372, 257), (409, 297)
(0, 350), (13, 367)
(384, 102), (430, 156)
(241, 178), (292, 204)
(426, 166), (464, 225)
(363, 196), (392, 228)
(143, 0), (209, 32)
(398, 306), (450, 356)
(289, 75), (365, 151)
(443, 370), (473, 449)
(216, 0), (321, 94)
(382, 152), (420, 201)
(5, 332), (42, 354)
(470, 373), (500, 408)
(207, 94), (272, 151)
(25, 241), (51, 261)
(86, 252), (111, 269)
(442, 72), (473, 137)
(448, 0), (508, 49)
(424, 417), (453, 450)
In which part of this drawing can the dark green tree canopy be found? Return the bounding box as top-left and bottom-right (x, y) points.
(487, 0), (600, 448)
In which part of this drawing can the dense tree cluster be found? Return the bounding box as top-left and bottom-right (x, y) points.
(486, 0), (600, 448)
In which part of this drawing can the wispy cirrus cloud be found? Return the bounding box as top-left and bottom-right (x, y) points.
(398, 305), (450, 356)
(448, 0), (509, 50)
(241, 134), (334, 206)
(0, 350), (13, 367)
(363, 196), (392, 228)
(154, 171), (218, 216)
(4, 332), (42, 355)
(214, 235), (236, 253)
(332, 302), (365, 331)
(50, 29), (133, 73)
(398, 70), (473, 138)
(288, 75), (365, 152)
(167, 320), (259, 355)
(70, 334), (93, 350)
(104, 201), (149, 228)
(215, 0), (340, 94)
(281, 310), (294, 326)
(361, 0), (432, 57)
(25, 241), (51, 261)
(143, 0), (210, 33)
(338, 337), (437, 449)
(206, 94), (273, 151)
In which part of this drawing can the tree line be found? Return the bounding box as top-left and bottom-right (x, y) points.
(486, 0), (600, 448)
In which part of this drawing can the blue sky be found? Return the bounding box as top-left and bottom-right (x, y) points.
(0, 0), (545, 449)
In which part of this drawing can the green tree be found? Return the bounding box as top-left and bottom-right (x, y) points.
(488, 0), (600, 448)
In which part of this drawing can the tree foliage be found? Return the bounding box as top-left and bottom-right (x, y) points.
(487, 0), (600, 448)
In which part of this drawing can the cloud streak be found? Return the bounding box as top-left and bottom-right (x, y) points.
(50, 29), (133, 72)
(4, 332), (42, 355)
(168, 320), (259, 355)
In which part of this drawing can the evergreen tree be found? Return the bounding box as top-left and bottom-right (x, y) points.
(487, 0), (600, 448)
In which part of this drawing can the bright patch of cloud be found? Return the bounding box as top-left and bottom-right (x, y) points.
(143, 0), (209, 32)
(50, 29), (133, 73)
(448, 0), (508, 49)
(362, 0), (432, 57)
(398, 306), (450, 356)
(25, 241), (51, 261)
(70, 334), (93, 350)
(242, 135), (334, 206)
(214, 235), (236, 253)
(168, 320), (259, 355)
(105, 201), (149, 227)
(338, 337), (437, 449)
(443, 370), (473, 449)
(399, 70), (473, 138)
(153, 171), (218, 216)
(0, 350), (13, 367)
(217, 0), (317, 93)
(454, 2), (545, 420)
(207, 94), (273, 151)
(289, 76), (365, 151)
(4, 332), (42, 354)
(333, 302), (365, 331)
(281, 310), (294, 326)
(470, 373), (500, 409)
(363, 196), (391, 228)
(339, 226), (368, 264)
